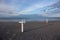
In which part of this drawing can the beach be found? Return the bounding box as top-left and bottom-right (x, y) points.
(0, 21), (60, 40)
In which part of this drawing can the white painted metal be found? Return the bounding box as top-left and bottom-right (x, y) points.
(18, 20), (26, 32)
(45, 10), (48, 24)
(46, 19), (48, 23)
(21, 23), (23, 32)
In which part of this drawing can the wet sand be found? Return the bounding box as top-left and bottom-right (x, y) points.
(0, 21), (60, 40)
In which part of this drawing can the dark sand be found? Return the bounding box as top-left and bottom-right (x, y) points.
(0, 21), (60, 40)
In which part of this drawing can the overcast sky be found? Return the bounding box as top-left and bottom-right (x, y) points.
(0, 0), (59, 17)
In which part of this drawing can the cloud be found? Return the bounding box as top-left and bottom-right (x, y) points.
(0, 4), (18, 16)
(18, 0), (57, 15)
(0, 0), (31, 17)
(47, 13), (60, 17)
(0, 0), (59, 17)
(0, 0), (20, 17)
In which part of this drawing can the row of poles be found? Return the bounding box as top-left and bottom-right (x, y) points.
(18, 19), (48, 32)
(19, 10), (48, 32)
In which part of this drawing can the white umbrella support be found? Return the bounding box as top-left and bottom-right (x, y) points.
(18, 20), (26, 32)
(21, 23), (24, 32)
(46, 19), (48, 24)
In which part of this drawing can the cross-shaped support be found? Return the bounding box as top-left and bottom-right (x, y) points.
(18, 20), (26, 32)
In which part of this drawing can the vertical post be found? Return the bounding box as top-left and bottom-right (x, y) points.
(21, 23), (23, 32)
(18, 20), (25, 32)
(46, 19), (48, 24)
(45, 9), (48, 24)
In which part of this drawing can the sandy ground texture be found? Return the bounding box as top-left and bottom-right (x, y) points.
(0, 21), (60, 40)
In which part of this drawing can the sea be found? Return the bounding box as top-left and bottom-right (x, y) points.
(0, 18), (59, 22)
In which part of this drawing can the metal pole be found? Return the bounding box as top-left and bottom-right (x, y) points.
(45, 10), (48, 24)
(21, 23), (24, 32)
(18, 20), (25, 32)
(46, 19), (48, 23)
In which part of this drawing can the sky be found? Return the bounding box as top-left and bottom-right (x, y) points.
(0, 0), (60, 17)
